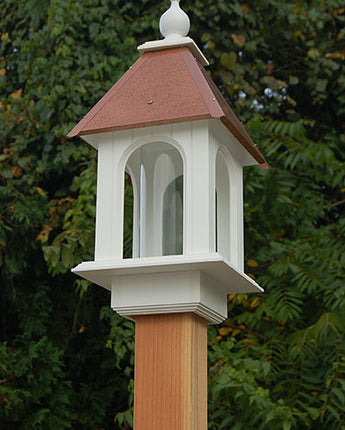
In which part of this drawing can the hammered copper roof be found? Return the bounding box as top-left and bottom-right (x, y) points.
(68, 47), (268, 168)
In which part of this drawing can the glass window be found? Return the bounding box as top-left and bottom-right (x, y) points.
(123, 172), (134, 258)
(125, 142), (183, 258)
(163, 175), (183, 255)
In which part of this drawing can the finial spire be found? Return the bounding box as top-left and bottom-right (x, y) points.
(159, 0), (190, 40)
(137, 0), (209, 67)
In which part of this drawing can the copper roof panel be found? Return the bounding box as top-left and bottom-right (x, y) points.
(68, 47), (268, 168)
(68, 48), (214, 136)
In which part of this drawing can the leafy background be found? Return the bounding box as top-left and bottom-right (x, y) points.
(1, 0), (344, 428)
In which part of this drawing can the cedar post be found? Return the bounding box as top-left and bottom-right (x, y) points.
(133, 313), (208, 429)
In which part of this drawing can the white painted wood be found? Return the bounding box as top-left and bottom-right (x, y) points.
(73, 253), (262, 324)
(209, 122), (246, 270)
(132, 127), (151, 142)
(151, 124), (172, 137)
(137, 37), (209, 67)
(94, 134), (114, 260)
(74, 119), (262, 322)
(184, 121), (216, 254)
(231, 162), (244, 271)
(216, 151), (230, 261)
(111, 133), (129, 259)
(209, 119), (258, 167)
(72, 253), (263, 293)
(111, 270), (227, 324)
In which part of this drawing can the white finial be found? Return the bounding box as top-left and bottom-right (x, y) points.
(159, 0), (190, 40)
(138, 0), (209, 66)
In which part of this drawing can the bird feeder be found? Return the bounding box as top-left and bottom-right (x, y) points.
(69, 0), (267, 326)
(68, 2), (268, 427)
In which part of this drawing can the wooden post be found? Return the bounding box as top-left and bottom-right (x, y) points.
(133, 313), (208, 429)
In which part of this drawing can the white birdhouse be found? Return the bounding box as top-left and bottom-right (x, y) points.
(69, 0), (267, 324)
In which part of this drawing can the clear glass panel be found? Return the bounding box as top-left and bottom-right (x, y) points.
(123, 172), (134, 258)
(125, 142), (183, 258)
(163, 175), (183, 255)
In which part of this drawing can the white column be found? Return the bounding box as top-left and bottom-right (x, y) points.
(230, 162), (244, 270)
(184, 121), (216, 254)
(94, 134), (115, 260)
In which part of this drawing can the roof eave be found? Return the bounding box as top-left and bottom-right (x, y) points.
(220, 117), (269, 169)
(74, 114), (213, 137)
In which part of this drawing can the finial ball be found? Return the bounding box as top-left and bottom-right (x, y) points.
(159, 0), (190, 39)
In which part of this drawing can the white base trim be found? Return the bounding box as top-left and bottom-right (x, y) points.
(116, 302), (225, 325)
(72, 253), (263, 293)
(72, 253), (263, 324)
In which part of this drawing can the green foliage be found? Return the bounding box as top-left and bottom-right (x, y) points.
(1, 0), (344, 429)
(0, 336), (73, 429)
